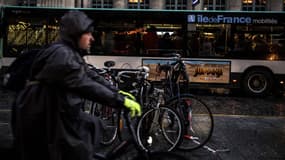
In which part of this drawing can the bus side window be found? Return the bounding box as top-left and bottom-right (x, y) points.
(251, 35), (269, 58)
(200, 37), (214, 57)
(158, 32), (174, 54)
(142, 26), (159, 55)
(101, 30), (115, 54)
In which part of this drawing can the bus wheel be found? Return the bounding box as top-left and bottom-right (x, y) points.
(242, 69), (273, 97)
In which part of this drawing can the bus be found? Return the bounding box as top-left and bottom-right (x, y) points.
(1, 5), (285, 96)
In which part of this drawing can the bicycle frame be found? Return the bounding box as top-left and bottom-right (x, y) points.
(158, 54), (192, 120)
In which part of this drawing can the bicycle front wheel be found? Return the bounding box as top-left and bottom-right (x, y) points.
(136, 106), (183, 152)
(166, 94), (214, 151)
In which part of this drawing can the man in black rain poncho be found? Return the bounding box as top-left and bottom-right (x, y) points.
(13, 11), (141, 160)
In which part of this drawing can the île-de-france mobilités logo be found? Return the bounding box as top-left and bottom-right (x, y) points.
(188, 15), (196, 23)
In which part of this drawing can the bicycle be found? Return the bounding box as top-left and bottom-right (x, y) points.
(93, 108), (187, 160)
(136, 87), (183, 152)
(156, 53), (214, 151)
(116, 66), (184, 152)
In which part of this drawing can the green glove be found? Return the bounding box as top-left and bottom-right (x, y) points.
(119, 90), (136, 100)
(123, 97), (142, 117)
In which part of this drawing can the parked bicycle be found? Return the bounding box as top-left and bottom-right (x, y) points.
(156, 53), (214, 151)
(116, 66), (183, 152)
(136, 87), (183, 152)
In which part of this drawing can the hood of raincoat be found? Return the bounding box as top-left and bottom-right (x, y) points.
(59, 10), (93, 49)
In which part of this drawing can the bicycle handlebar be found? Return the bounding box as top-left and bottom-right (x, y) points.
(158, 53), (189, 84)
(117, 66), (150, 80)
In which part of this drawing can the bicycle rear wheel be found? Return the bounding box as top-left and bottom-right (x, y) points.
(136, 106), (183, 152)
(166, 94), (214, 151)
(90, 102), (118, 146)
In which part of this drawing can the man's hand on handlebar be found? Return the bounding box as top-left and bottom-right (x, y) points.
(123, 97), (141, 118)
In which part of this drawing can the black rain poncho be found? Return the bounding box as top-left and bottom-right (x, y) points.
(13, 11), (124, 160)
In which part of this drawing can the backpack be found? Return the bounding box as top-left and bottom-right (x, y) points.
(2, 49), (41, 92)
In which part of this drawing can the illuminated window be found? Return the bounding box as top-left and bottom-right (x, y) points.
(243, 0), (253, 3)
(128, 0), (149, 9)
(129, 0), (144, 3)
(18, 0), (37, 6)
(165, 0), (187, 10)
(203, 0), (225, 10)
(242, 0), (267, 11)
(92, 0), (113, 8)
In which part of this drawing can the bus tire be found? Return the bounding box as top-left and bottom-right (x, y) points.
(242, 69), (273, 97)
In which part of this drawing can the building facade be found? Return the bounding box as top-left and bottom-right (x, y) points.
(0, 0), (284, 11)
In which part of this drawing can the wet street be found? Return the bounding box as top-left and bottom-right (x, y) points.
(177, 91), (285, 160)
(0, 89), (285, 160)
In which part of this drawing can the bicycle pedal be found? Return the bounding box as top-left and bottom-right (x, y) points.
(183, 135), (192, 139)
(184, 135), (199, 140)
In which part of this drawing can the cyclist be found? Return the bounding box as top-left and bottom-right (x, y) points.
(13, 10), (141, 160)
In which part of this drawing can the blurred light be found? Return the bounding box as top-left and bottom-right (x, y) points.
(232, 79), (237, 83)
(129, 0), (143, 3)
(267, 53), (279, 61)
(243, 0), (253, 4)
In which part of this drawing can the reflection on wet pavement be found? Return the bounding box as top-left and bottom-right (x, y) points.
(196, 94), (285, 117)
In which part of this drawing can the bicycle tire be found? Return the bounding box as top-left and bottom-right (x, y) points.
(90, 102), (119, 146)
(136, 106), (183, 152)
(166, 94), (214, 151)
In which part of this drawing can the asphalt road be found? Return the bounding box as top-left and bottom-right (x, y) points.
(178, 115), (285, 160)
